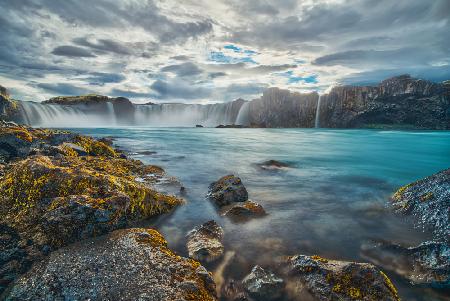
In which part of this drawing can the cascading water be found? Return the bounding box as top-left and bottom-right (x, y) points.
(17, 100), (247, 128)
(314, 95), (322, 128)
(235, 101), (250, 125)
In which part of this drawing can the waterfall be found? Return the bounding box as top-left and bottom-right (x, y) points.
(314, 95), (322, 128)
(235, 101), (250, 125)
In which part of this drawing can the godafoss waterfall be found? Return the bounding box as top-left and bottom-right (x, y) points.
(1, 75), (449, 301)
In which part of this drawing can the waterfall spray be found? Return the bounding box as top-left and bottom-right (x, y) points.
(315, 95), (322, 128)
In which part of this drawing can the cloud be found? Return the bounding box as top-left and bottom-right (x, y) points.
(161, 62), (203, 77)
(73, 37), (131, 55)
(150, 79), (211, 100)
(37, 83), (93, 95)
(51, 46), (96, 57)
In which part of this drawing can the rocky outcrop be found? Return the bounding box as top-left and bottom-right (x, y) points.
(0, 86), (20, 122)
(0, 123), (182, 294)
(391, 168), (449, 241)
(256, 160), (291, 170)
(208, 175), (248, 207)
(283, 255), (400, 301)
(4, 228), (217, 301)
(222, 200), (266, 222)
(361, 240), (449, 288)
(186, 220), (224, 263)
(319, 75), (450, 129)
(247, 88), (318, 128)
(242, 265), (284, 300)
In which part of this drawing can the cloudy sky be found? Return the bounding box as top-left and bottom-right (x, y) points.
(1, 0), (449, 103)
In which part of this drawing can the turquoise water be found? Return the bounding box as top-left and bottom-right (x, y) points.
(71, 128), (450, 300)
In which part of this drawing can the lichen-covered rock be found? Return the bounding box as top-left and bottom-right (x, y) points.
(361, 240), (450, 288)
(283, 255), (400, 301)
(391, 168), (449, 241)
(0, 124), (182, 294)
(4, 228), (217, 301)
(187, 220), (224, 263)
(242, 265), (284, 300)
(208, 175), (248, 207)
(222, 200), (266, 222)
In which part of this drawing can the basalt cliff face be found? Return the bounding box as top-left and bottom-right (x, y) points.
(1, 75), (449, 129)
(318, 75), (450, 129)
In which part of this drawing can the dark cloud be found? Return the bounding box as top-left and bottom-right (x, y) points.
(171, 55), (191, 61)
(37, 83), (92, 95)
(85, 72), (126, 85)
(150, 79), (211, 100)
(312, 48), (437, 68)
(51, 45), (96, 57)
(161, 62), (203, 77)
(73, 37), (131, 55)
(208, 72), (227, 79)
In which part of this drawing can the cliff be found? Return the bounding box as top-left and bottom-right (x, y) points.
(247, 88), (318, 127)
(319, 75), (450, 129)
(1, 75), (449, 129)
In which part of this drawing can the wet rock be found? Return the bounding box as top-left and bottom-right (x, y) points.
(257, 160), (290, 170)
(242, 265), (284, 300)
(391, 168), (449, 241)
(137, 150), (157, 155)
(187, 220), (224, 263)
(222, 279), (252, 301)
(283, 255), (400, 301)
(222, 200), (266, 222)
(97, 137), (114, 146)
(208, 175), (248, 207)
(59, 142), (88, 156)
(216, 124), (246, 128)
(4, 228), (217, 301)
(196, 124), (204, 128)
(361, 240), (449, 288)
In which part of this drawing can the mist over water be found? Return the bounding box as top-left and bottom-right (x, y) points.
(70, 127), (450, 301)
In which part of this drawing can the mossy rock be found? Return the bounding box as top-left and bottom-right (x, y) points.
(4, 228), (217, 301)
(283, 255), (400, 301)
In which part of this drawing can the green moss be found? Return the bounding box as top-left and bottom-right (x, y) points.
(74, 136), (116, 157)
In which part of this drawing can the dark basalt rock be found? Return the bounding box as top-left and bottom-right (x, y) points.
(4, 228), (217, 301)
(216, 124), (246, 128)
(196, 124), (204, 127)
(391, 168), (449, 242)
(208, 175), (248, 207)
(283, 255), (400, 301)
(361, 240), (449, 288)
(186, 220), (224, 263)
(257, 160), (290, 170)
(222, 200), (266, 222)
(242, 265), (284, 300)
(319, 75), (450, 129)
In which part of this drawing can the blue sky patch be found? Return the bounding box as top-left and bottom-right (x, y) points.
(209, 51), (257, 64)
(277, 70), (318, 84)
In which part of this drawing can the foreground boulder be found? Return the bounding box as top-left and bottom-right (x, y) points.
(0, 124), (182, 294)
(391, 168), (449, 241)
(208, 175), (248, 207)
(283, 255), (400, 301)
(361, 240), (449, 288)
(4, 228), (217, 301)
(187, 220), (224, 263)
(242, 265), (284, 300)
(222, 200), (266, 222)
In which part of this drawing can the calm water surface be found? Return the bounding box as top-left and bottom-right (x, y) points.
(70, 128), (450, 300)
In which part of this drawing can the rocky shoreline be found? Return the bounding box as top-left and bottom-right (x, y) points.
(0, 120), (449, 300)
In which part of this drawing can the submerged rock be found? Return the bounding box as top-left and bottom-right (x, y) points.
(5, 228), (217, 301)
(187, 220), (224, 263)
(221, 279), (250, 301)
(283, 255), (400, 301)
(208, 175), (248, 207)
(242, 265), (284, 300)
(391, 168), (450, 241)
(361, 240), (450, 288)
(257, 160), (290, 170)
(222, 200), (266, 222)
